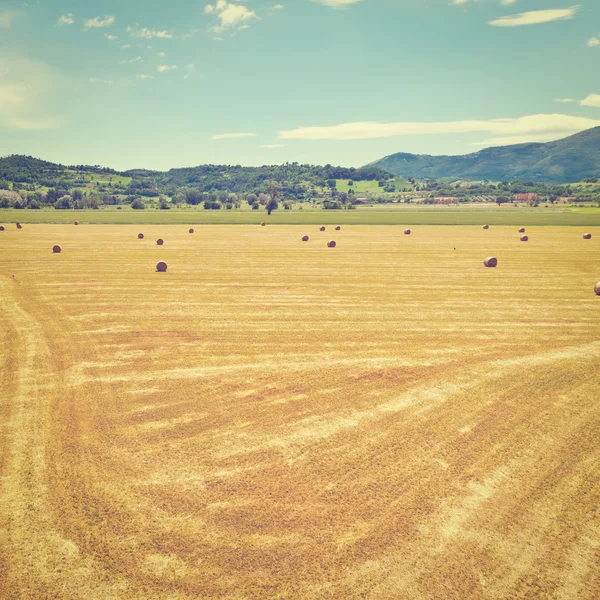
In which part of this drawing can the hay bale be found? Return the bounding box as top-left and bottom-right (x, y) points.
(595, 282), (600, 296)
(320, 226), (326, 231)
(335, 226), (341, 231)
(404, 229), (411, 235)
(518, 227), (525, 233)
(138, 233), (144, 239)
(261, 222), (266, 226)
(189, 228), (194, 234)
(520, 235), (529, 242)
(0, 226), (5, 231)
(156, 261), (168, 272)
(52, 245), (62, 253)
(327, 240), (336, 248)
(484, 256), (497, 267)
(482, 224), (489, 230)
(302, 235), (309, 242)
(16, 222), (22, 229)
(74, 221), (79, 226)
(156, 238), (164, 246)
(583, 233), (592, 239)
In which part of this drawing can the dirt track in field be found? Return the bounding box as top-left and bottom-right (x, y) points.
(1, 224), (599, 599)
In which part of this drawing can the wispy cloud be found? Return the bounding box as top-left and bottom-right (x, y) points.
(0, 9), (25, 28)
(157, 64), (177, 72)
(588, 36), (600, 47)
(127, 24), (174, 39)
(260, 144), (285, 148)
(267, 4), (285, 15)
(311, 0), (362, 8)
(121, 44), (132, 49)
(581, 94), (600, 108)
(84, 15), (115, 30)
(279, 114), (600, 144)
(105, 33), (118, 41)
(120, 56), (143, 64)
(183, 64), (195, 79)
(57, 13), (74, 26)
(0, 56), (62, 130)
(212, 132), (257, 140)
(137, 74), (154, 80)
(204, 1), (258, 34)
(488, 7), (579, 27)
(88, 78), (113, 85)
(554, 98), (575, 103)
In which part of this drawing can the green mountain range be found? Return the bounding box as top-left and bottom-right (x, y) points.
(367, 127), (600, 183)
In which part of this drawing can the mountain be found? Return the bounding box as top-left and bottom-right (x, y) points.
(367, 127), (600, 183)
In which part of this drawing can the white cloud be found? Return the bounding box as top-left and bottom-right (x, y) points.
(279, 114), (600, 143)
(212, 132), (257, 140)
(0, 9), (25, 28)
(137, 74), (154, 80)
(127, 24), (174, 39)
(267, 4), (284, 14)
(183, 64), (195, 79)
(588, 36), (600, 47)
(554, 98), (574, 103)
(105, 33), (118, 41)
(581, 94), (600, 108)
(0, 56), (62, 130)
(157, 51), (166, 57)
(260, 144), (285, 148)
(120, 56), (143, 64)
(471, 133), (570, 146)
(488, 7), (579, 27)
(88, 78), (113, 85)
(84, 15), (115, 30)
(311, 0), (361, 8)
(121, 44), (132, 49)
(205, 1), (258, 34)
(57, 13), (74, 26)
(157, 64), (177, 72)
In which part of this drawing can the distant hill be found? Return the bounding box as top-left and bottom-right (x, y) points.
(367, 127), (600, 183)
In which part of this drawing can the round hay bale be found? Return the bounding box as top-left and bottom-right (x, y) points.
(520, 235), (529, 242)
(583, 233), (592, 240)
(335, 226), (341, 231)
(16, 222), (22, 229)
(74, 221), (79, 226)
(482, 224), (489, 230)
(156, 238), (164, 246)
(484, 256), (497, 268)
(0, 226), (5, 231)
(320, 226), (326, 231)
(595, 282), (600, 296)
(327, 240), (336, 248)
(52, 245), (62, 253)
(189, 228), (194, 234)
(156, 261), (168, 273)
(302, 235), (309, 242)
(138, 233), (144, 239)
(404, 229), (411, 235)
(518, 227), (525, 233)
(261, 222), (266, 227)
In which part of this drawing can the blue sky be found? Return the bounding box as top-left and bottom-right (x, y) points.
(1, 0), (599, 170)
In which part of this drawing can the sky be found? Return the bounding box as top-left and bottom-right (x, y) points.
(1, 0), (599, 170)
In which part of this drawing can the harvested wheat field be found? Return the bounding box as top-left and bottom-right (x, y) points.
(1, 224), (600, 600)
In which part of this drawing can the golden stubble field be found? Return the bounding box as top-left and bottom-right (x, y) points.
(1, 224), (599, 599)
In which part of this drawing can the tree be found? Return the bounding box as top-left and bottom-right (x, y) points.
(131, 199), (145, 210)
(268, 180), (283, 202)
(159, 196), (170, 210)
(266, 197), (278, 215)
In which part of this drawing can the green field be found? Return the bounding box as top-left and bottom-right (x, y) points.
(2, 206), (600, 226)
(334, 178), (412, 194)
